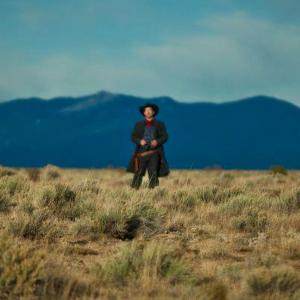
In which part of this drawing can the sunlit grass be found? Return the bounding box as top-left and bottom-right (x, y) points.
(0, 166), (299, 299)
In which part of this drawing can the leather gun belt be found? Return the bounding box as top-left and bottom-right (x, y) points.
(133, 149), (160, 172)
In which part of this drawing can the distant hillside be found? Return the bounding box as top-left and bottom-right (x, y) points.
(1, 90), (300, 169)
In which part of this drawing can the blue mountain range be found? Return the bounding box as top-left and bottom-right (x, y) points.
(1, 90), (299, 169)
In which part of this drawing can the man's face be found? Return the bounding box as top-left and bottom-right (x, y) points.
(144, 107), (155, 118)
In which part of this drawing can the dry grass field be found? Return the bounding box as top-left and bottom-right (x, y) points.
(0, 164), (300, 299)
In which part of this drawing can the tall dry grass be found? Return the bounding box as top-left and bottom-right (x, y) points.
(0, 165), (299, 299)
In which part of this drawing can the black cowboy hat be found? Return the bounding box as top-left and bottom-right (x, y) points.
(139, 102), (159, 116)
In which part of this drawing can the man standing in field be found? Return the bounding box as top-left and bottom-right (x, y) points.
(126, 103), (170, 189)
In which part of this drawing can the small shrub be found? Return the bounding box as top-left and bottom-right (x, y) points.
(231, 209), (268, 234)
(8, 210), (62, 241)
(20, 200), (35, 215)
(219, 195), (257, 216)
(40, 183), (77, 219)
(274, 190), (300, 213)
(72, 217), (99, 240)
(47, 169), (60, 179)
(73, 202), (164, 240)
(92, 241), (199, 287)
(196, 186), (243, 205)
(61, 204), (83, 221)
(281, 239), (300, 260)
(218, 264), (242, 282)
(0, 233), (94, 298)
(172, 191), (198, 210)
(43, 164), (61, 180)
(0, 193), (12, 212)
(0, 176), (29, 197)
(25, 168), (41, 182)
(246, 267), (300, 296)
(270, 165), (288, 176)
(7, 179), (24, 196)
(0, 233), (47, 297)
(0, 166), (15, 177)
(76, 179), (100, 194)
(213, 172), (235, 187)
(95, 210), (137, 240)
(245, 253), (281, 269)
(196, 281), (228, 300)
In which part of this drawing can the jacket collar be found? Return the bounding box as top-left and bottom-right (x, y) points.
(143, 118), (156, 125)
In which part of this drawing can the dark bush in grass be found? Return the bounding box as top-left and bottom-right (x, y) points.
(47, 169), (60, 179)
(25, 168), (41, 182)
(270, 165), (288, 176)
(96, 212), (142, 240)
(73, 202), (164, 240)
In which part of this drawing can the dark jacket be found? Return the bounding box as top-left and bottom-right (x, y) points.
(126, 118), (170, 177)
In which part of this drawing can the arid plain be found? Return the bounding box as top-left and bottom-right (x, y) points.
(0, 165), (300, 300)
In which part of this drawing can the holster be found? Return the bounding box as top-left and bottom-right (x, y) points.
(133, 149), (161, 172)
(133, 153), (139, 172)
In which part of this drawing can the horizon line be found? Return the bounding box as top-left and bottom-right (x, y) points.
(0, 90), (299, 109)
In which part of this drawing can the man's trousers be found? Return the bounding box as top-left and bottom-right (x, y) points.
(130, 152), (160, 189)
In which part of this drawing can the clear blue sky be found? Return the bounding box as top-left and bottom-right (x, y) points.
(1, 0), (299, 104)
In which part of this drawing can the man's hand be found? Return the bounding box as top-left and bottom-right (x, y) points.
(151, 139), (158, 147)
(140, 139), (147, 146)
